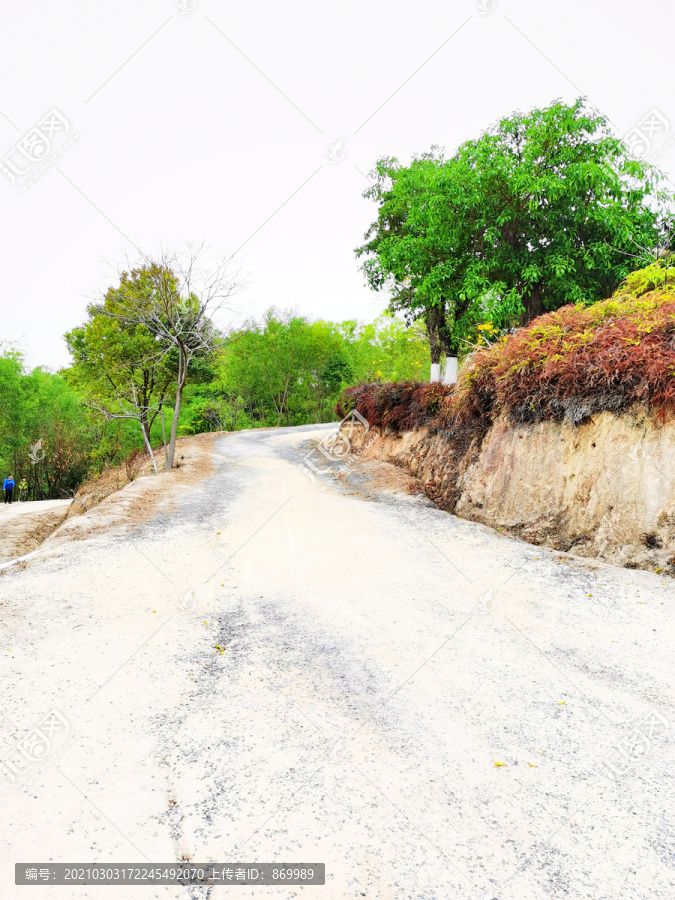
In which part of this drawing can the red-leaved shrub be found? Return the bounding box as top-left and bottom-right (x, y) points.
(337, 262), (675, 433)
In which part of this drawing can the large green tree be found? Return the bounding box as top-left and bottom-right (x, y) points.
(218, 311), (344, 427)
(357, 99), (674, 368)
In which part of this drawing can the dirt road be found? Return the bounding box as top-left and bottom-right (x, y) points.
(1, 425), (674, 899)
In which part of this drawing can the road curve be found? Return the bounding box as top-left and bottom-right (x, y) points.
(1, 424), (674, 899)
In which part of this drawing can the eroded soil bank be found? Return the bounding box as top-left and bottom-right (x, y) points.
(346, 408), (675, 575)
(0, 434), (218, 568)
(0, 500), (72, 564)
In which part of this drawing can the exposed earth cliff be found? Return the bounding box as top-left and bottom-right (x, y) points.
(345, 408), (675, 575)
(338, 261), (675, 576)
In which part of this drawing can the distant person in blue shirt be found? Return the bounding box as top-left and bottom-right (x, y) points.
(3, 475), (14, 503)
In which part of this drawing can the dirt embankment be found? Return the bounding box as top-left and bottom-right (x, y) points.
(346, 408), (675, 576)
(65, 434), (216, 520)
(0, 501), (72, 564)
(0, 434), (219, 566)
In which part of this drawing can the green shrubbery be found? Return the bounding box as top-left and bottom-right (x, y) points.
(0, 346), (144, 499)
(178, 310), (431, 433)
(1, 310), (432, 497)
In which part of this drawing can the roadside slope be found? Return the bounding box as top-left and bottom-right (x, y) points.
(343, 407), (675, 574)
(337, 262), (675, 575)
(0, 500), (72, 564)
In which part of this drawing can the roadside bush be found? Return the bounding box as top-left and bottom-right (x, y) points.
(454, 260), (675, 429)
(338, 261), (675, 434)
(337, 382), (456, 431)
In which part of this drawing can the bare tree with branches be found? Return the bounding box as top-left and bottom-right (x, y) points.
(99, 246), (243, 469)
(86, 381), (165, 474)
(65, 291), (176, 475)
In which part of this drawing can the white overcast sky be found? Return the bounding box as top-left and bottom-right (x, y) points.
(2, 0), (674, 370)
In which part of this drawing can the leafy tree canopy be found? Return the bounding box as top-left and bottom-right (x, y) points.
(64, 282), (176, 470)
(179, 310), (431, 432)
(356, 98), (674, 358)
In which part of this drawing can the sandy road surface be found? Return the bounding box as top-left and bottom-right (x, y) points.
(1, 425), (674, 899)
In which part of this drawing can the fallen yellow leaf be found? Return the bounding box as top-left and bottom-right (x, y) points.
(494, 761), (507, 767)
(559, 701), (565, 705)
(528, 763), (537, 768)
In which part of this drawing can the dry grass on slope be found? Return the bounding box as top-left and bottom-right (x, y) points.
(66, 432), (219, 525)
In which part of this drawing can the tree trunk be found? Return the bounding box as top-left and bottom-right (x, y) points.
(141, 418), (159, 475)
(427, 306), (443, 382)
(165, 386), (183, 469)
(442, 357), (458, 385)
(277, 376), (291, 427)
(160, 407), (168, 469)
(520, 283), (546, 325)
(166, 349), (187, 470)
(437, 323), (459, 386)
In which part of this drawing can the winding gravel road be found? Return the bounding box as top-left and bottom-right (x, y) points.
(1, 424), (674, 899)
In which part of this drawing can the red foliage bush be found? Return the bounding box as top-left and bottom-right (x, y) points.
(337, 381), (457, 431)
(337, 262), (675, 433)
